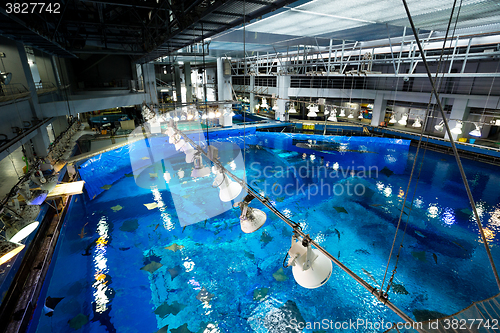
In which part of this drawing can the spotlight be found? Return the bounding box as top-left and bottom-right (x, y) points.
(451, 121), (463, 134)
(272, 101), (279, 112)
(163, 171), (171, 183)
(0, 72), (12, 85)
(236, 194), (266, 233)
(261, 98), (268, 109)
(358, 112), (363, 119)
(255, 104), (260, 111)
(194, 113), (200, 120)
(389, 115), (397, 124)
(215, 110), (221, 118)
(213, 170), (242, 202)
(398, 114), (408, 126)
(173, 116), (180, 122)
(307, 104), (318, 118)
(469, 123), (482, 137)
(287, 235), (332, 289)
(412, 118), (422, 128)
(0, 239), (25, 266)
(5, 217), (39, 243)
(208, 111), (215, 119)
(181, 143), (196, 163)
(191, 154), (211, 178)
(434, 120), (444, 131)
(348, 112), (354, 119)
(288, 105), (297, 114)
(173, 135), (186, 150)
(202, 113), (208, 120)
(339, 109), (346, 117)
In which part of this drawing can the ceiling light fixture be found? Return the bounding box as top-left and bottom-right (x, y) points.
(412, 117), (422, 128)
(213, 168), (242, 202)
(236, 194), (266, 233)
(469, 123), (482, 137)
(451, 121), (463, 134)
(398, 114), (408, 126)
(191, 154), (211, 178)
(339, 109), (346, 117)
(434, 120), (444, 131)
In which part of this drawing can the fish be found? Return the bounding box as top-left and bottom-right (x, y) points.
(244, 251), (255, 260)
(333, 228), (341, 241)
(253, 287), (268, 301)
(411, 251), (427, 262)
(433, 253), (438, 264)
(149, 173), (158, 178)
(196, 287), (214, 303)
(380, 167), (394, 177)
(415, 231), (425, 238)
(337, 251), (340, 259)
(119, 247), (130, 251)
(110, 205), (123, 212)
(167, 265), (182, 280)
(78, 223), (88, 239)
(182, 226), (186, 233)
(165, 243), (184, 252)
(260, 231), (273, 245)
(370, 204), (383, 207)
(170, 323), (192, 333)
(101, 185), (112, 190)
(272, 268), (288, 282)
(452, 241), (467, 251)
(141, 261), (163, 274)
(144, 203), (158, 210)
(44, 296), (64, 317)
(119, 219), (139, 232)
(355, 249), (370, 255)
(362, 268), (379, 287)
(68, 313), (88, 330)
(154, 224), (160, 231)
(333, 206), (348, 214)
(391, 283), (409, 295)
(154, 301), (186, 318)
(413, 309), (447, 322)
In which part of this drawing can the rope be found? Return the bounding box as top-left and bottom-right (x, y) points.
(381, 0), (461, 295)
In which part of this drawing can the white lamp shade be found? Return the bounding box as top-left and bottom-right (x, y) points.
(358, 113), (363, 119)
(261, 98), (268, 108)
(174, 137), (186, 151)
(435, 121), (444, 131)
(339, 109), (346, 117)
(289, 242), (333, 289)
(288, 106), (297, 114)
(6, 220), (39, 243)
(173, 116), (180, 122)
(163, 172), (171, 183)
(180, 115), (187, 121)
(0, 239), (25, 265)
(412, 119), (422, 128)
(240, 203), (266, 233)
(307, 110), (317, 117)
(469, 123), (482, 137)
(348, 113), (354, 119)
(398, 115), (408, 126)
(389, 115), (397, 124)
(215, 110), (221, 118)
(451, 122), (463, 134)
(208, 112), (215, 119)
(218, 176), (242, 202)
(191, 155), (211, 178)
(327, 114), (337, 122)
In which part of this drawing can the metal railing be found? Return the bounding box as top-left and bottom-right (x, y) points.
(0, 83), (30, 102)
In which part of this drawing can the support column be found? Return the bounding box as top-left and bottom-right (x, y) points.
(445, 98), (469, 141)
(217, 57), (232, 102)
(249, 76), (257, 113)
(16, 41), (42, 120)
(24, 128), (50, 160)
(276, 75), (290, 121)
(371, 92), (387, 126)
(173, 64), (182, 106)
(184, 62), (192, 104)
(142, 63), (158, 105)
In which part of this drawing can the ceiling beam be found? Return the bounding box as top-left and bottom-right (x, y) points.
(80, 0), (167, 10)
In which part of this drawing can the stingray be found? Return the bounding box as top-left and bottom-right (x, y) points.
(170, 323), (192, 333)
(276, 196), (285, 202)
(165, 243), (184, 252)
(144, 203), (158, 210)
(119, 219), (139, 232)
(260, 231), (273, 245)
(272, 268), (288, 282)
(244, 251), (255, 260)
(391, 283), (409, 295)
(355, 249), (370, 255)
(196, 287), (214, 303)
(411, 251), (427, 262)
(263, 300), (305, 333)
(413, 309), (447, 322)
(154, 300), (186, 318)
(168, 265), (182, 280)
(141, 261), (163, 273)
(460, 208), (473, 216)
(144, 254), (162, 265)
(333, 206), (348, 214)
(68, 313), (88, 330)
(253, 287), (268, 301)
(110, 205), (123, 212)
(101, 185), (112, 190)
(155, 324), (169, 333)
(380, 167), (394, 177)
(91, 302), (116, 333)
(44, 296), (64, 317)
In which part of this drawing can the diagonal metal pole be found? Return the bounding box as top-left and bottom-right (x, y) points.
(402, 0), (500, 291)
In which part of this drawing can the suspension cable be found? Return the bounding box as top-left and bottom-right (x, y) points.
(401, 0), (500, 291)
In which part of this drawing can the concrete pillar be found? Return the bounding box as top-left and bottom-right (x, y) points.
(276, 75), (290, 121)
(371, 92), (387, 126)
(24, 128), (50, 160)
(249, 76), (257, 113)
(16, 41), (42, 119)
(141, 63), (158, 105)
(52, 116), (69, 137)
(445, 98), (469, 141)
(173, 64), (182, 106)
(184, 62), (192, 103)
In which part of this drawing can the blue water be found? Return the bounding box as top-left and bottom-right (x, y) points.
(29, 131), (500, 333)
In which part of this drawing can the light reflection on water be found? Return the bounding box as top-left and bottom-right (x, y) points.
(92, 215), (110, 314)
(151, 185), (174, 230)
